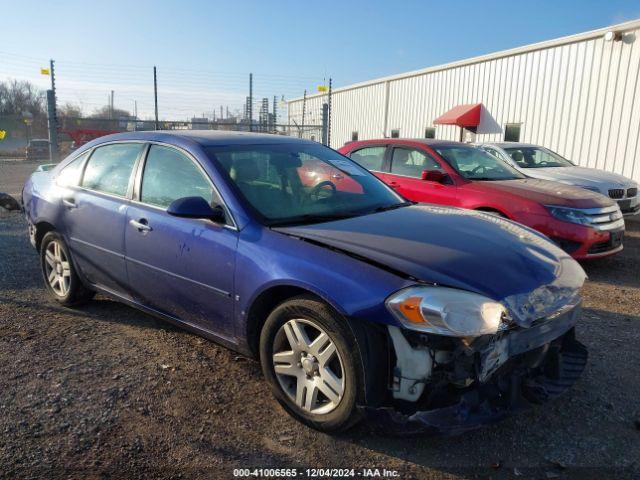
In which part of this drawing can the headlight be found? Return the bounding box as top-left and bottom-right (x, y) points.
(385, 286), (509, 337)
(545, 206), (592, 225)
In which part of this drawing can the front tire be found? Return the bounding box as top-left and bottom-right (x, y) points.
(259, 295), (365, 432)
(40, 231), (94, 306)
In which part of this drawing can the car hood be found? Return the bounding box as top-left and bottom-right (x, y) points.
(275, 205), (586, 327)
(519, 166), (636, 190)
(472, 178), (614, 208)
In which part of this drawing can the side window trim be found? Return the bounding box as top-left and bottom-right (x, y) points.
(133, 141), (237, 229)
(491, 147), (514, 165)
(78, 141), (146, 200)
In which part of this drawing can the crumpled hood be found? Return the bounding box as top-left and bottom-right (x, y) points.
(275, 205), (586, 327)
(478, 178), (614, 208)
(522, 166), (637, 191)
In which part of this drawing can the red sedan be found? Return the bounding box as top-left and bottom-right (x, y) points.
(338, 139), (625, 260)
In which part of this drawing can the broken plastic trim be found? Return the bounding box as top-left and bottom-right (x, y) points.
(478, 301), (581, 382)
(364, 329), (587, 436)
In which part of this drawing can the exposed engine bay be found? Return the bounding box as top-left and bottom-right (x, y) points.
(369, 303), (587, 435)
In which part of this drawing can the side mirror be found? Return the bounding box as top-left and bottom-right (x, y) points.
(421, 169), (447, 183)
(167, 196), (226, 223)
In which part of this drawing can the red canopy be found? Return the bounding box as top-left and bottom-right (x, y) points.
(433, 103), (482, 128)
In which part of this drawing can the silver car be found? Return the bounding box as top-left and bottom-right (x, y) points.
(477, 142), (639, 216)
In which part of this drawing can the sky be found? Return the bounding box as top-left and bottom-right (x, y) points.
(1, 0), (640, 120)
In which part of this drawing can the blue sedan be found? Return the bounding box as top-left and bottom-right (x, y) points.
(22, 131), (588, 434)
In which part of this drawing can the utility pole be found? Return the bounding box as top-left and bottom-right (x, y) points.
(248, 73), (253, 132)
(153, 66), (159, 130)
(110, 90), (114, 120)
(220, 105), (223, 120)
(47, 59), (59, 161)
(327, 78), (332, 147)
(300, 90), (307, 138)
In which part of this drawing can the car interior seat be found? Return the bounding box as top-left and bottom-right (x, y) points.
(230, 156), (295, 216)
(510, 150), (526, 166)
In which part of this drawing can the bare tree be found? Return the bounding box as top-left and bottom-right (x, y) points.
(58, 102), (83, 119)
(0, 80), (46, 118)
(90, 105), (132, 119)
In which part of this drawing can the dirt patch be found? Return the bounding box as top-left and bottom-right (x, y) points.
(1, 209), (639, 479)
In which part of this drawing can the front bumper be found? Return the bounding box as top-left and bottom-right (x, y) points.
(365, 308), (587, 436)
(613, 192), (639, 216)
(535, 217), (624, 260)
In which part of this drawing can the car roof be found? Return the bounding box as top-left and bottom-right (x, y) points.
(86, 130), (317, 147)
(347, 138), (465, 148)
(480, 142), (539, 149)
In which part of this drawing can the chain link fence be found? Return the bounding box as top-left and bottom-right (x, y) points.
(0, 114), (325, 160)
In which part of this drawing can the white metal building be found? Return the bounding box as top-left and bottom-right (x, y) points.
(288, 19), (640, 183)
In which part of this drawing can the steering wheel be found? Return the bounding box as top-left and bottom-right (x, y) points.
(308, 181), (337, 202)
(471, 165), (488, 175)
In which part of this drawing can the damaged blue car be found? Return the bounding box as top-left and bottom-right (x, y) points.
(22, 131), (587, 434)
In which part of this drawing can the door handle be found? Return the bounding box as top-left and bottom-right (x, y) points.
(62, 198), (76, 208)
(331, 173), (344, 180)
(129, 218), (152, 233)
(388, 182), (400, 189)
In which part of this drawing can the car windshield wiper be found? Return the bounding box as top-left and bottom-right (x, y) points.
(370, 201), (414, 213)
(269, 212), (358, 227)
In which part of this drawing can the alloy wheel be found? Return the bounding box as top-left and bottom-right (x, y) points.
(272, 319), (345, 415)
(44, 240), (71, 297)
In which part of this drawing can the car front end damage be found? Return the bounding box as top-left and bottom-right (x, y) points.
(366, 303), (586, 435)
(364, 260), (588, 435)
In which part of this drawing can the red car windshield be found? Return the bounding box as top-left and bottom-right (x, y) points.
(433, 145), (525, 181)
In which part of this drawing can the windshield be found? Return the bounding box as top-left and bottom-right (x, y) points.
(503, 146), (573, 168)
(206, 143), (407, 226)
(432, 145), (525, 180)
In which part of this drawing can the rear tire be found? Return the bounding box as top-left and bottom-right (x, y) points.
(40, 231), (94, 306)
(259, 295), (366, 432)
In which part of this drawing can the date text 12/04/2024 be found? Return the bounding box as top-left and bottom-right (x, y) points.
(232, 468), (400, 478)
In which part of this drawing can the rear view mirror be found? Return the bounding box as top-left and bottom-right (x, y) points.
(421, 169), (447, 183)
(167, 196), (226, 223)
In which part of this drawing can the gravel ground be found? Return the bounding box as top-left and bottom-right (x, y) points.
(1, 162), (639, 479)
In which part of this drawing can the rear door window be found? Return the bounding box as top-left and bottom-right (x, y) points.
(349, 146), (386, 171)
(81, 143), (143, 196)
(390, 147), (443, 178)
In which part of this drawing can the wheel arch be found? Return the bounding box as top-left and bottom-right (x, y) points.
(245, 282), (348, 359)
(248, 283), (391, 409)
(34, 221), (57, 250)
